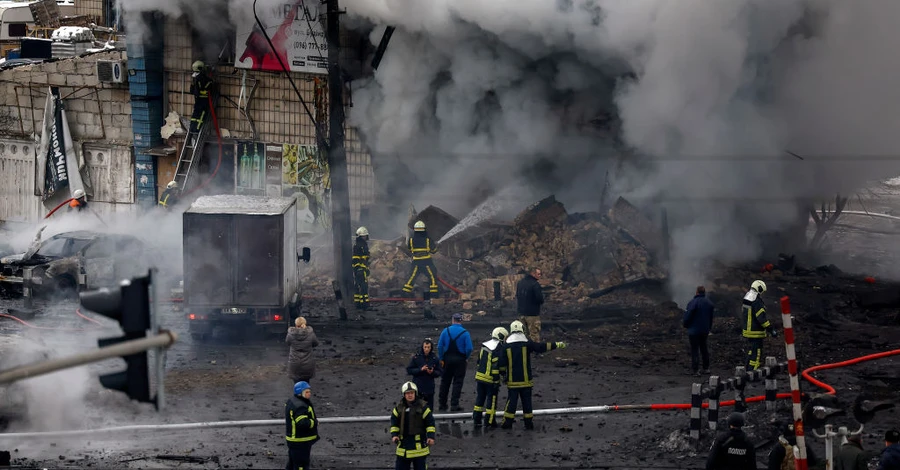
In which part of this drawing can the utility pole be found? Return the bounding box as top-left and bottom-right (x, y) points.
(325, 0), (354, 314)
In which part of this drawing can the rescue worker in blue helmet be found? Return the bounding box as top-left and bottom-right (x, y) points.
(742, 280), (777, 371)
(284, 381), (319, 470)
(390, 381), (436, 470)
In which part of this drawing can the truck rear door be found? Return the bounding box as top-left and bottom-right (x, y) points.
(234, 215), (282, 306)
(184, 215), (234, 305)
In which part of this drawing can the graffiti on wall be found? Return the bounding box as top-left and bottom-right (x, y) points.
(282, 143), (329, 233)
(232, 139), (330, 233)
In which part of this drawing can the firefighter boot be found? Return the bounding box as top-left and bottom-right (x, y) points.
(472, 411), (482, 427)
(500, 419), (514, 430)
(524, 418), (534, 430)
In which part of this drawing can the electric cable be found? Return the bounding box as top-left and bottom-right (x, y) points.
(252, 0), (328, 151)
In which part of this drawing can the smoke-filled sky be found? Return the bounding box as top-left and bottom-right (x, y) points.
(342, 0), (900, 292)
(109, 0), (900, 292)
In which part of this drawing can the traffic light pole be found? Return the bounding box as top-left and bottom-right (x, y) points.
(325, 0), (354, 313)
(0, 332), (178, 386)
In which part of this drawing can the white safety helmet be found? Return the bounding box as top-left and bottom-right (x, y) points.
(510, 320), (524, 334)
(401, 381), (418, 395)
(414, 220), (426, 231)
(492, 327), (509, 341)
(751, 280), (767, 294)
(167, 181), (178, 189)
(192, 60), (205, 72)
(356, 226), (369, 237)
(72, 189), (85, 199)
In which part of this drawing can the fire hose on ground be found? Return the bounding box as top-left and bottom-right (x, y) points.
(1, 348), (896, 440)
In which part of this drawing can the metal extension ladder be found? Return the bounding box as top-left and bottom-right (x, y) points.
(173, 111), (212, 192)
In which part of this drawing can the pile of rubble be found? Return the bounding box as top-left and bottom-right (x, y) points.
(363, 195), (669, 303)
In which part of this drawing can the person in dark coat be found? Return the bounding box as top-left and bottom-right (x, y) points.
(707, 412), (756, 470)
(406, 339), (443, 410)
(436, 313), (473, 412)
(286, 317), (319, 383)
(284, 381), (319, 470)
(836, 434), (873, 470)
(767, 422), (819, 470)
(879, 429), (900, 470)
(683, 285), (715, 375)
(516, 268), (545, 342)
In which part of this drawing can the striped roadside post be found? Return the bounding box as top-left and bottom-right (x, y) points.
(765, 356), (778, 411)
(707, 375), (721, 431)
(734, 366), (747, 413)
(690, 383), (702, 440)
(781, 296), (808, 470)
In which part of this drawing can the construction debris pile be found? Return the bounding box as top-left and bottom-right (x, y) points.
(359, 196), (669, 303)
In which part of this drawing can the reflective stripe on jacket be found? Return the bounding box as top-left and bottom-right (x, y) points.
(352, 236), (370, 269)
(408, 232), (437, 260)
(503, 333), (557, 388)
(474, 339), (506, 384)
(284, 395), (318, 444)
(390, 399), (436, 458)
(741, 289), (770, 339)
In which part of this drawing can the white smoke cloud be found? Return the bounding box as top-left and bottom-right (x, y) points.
(105, 0), (900, 294)
(343, 0), (900, 294)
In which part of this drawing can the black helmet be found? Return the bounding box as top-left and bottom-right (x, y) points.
(727, 412), (745, 428)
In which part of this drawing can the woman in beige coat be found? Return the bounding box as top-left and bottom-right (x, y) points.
(286, 317), (319, 383)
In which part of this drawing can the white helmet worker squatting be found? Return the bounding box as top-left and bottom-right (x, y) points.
(751, 280), (767, 294)
(72, 189), (85, 199)
(414, 221), (426, 231)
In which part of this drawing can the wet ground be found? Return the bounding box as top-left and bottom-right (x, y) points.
(1, 270), (898, 470)
(1, 184), (899, 469)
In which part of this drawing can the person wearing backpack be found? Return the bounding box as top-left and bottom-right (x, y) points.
(436, 313), (473, 412)
(767, 422), (820, 470)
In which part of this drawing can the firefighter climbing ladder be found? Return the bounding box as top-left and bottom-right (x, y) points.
(172, 117), (212, 191)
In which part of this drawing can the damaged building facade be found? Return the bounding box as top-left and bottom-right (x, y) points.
(0, 2), (375, 233)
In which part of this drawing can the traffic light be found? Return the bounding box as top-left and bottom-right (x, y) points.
(79, 273), (153, 405)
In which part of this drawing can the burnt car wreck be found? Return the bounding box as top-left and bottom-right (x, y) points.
(0, 229), (152, 299)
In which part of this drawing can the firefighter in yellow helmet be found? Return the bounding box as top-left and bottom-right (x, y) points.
(501, 320), (566, 430)
(403, 221), (439, 302)
(352, 226), (370, 310)
(390, 381), (436, 470)
(741, 280), (777, 371)
(473, 326), (508, 428)
(189, 60), (215, 135)
(158, 181), (180, 209)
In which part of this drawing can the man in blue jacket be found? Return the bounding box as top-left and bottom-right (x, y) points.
(683, 286), (715, 376)
(436, 313), (473, 412)
(879, 429), (900, 470)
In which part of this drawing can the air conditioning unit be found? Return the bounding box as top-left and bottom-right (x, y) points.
(96, 60), (126, 84)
